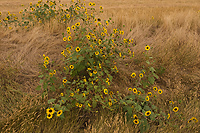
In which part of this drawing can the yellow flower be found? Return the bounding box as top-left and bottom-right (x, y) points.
(191, 117), (198, 123)
(86, 35), (90, 40)
(70, 93), (74, 97)
(97, 22), (101, 26)
(63, 79), (67, 83)
(173, 107), (179, 112)
(145, 96), (150, 101)
(104, 89), (108, 94)
(71, 25), (75, 29)
(66, 14), (70, 18)
(133, 88), (137, 93)
(147, 92), (152, 97)
(79, 104), (82, 108)
(153, 86), (158, 91)
(66, 27), (70, 32)
(75, 22), (80, 27)
(133, 119), (139, 124)
(93, 70), (97, 74)
(158, 89), (163, 94)
(76, 47), (81, 52)
(57, 110), (63, 117)
(69, 65), (74, 69)
(75, 103), (79, 107)
(92, 2), (96, 6)
(119, 53), (122, 57)
(98, 39), (102, 44)
(46, 107), (55, 115)
(167, 114), (170, 119)
(128, 87), (132, 91)
(145, 111), (151, 116)
(5, 17), (8, 21)
(101, 32), (105, 36)
(88, 103), (92, 107)
(139, 73), (143, 78)
(60, 93), (64, 96)
(169, 101), (174, 104)
(133, 114), (138, 119)
(53, 70), (56, 74)
(100, 6), (103, 10)
(63, 37), (67, 41)
(82, 93), (85, 97)
(89, 73), (92, 77)
(109, 101), (112, 106)
(68, 36), (72, 41)
(49, 73), (53, 77)
(47, 113), (53, 119)
(137, 91), (141, 95)
(131, 72), (136, 78)
(95, 51), (99, 55)
(89, 2), (92, 6)
(145, 45), (150, 51)
(106, 21), (109, 26)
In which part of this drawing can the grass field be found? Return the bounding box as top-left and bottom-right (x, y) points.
(0, 0), (200, 132)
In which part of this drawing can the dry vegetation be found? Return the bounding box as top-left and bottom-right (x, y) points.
(0, 0), (200, 132)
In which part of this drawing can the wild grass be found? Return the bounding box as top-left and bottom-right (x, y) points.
(0, 0), (199, 132)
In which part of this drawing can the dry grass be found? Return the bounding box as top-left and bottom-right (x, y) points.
(0, 0), (200, 132)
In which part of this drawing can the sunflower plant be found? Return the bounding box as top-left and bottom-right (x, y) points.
(29, 0), (183, 132)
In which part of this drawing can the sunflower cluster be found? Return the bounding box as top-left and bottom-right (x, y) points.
(46, 107), (63, 119)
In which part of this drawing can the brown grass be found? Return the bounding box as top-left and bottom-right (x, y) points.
(0, 0), (200, 132)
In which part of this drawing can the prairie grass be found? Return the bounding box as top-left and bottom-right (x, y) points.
(0, 0), (199, 132)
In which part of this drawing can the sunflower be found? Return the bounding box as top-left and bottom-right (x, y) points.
(98, 39), (102, 44)
(79, 104), (82, 108)
(106, 21), (109, 26)
(68, 36), (72, 41)
(93, 70), (97, 74)
(53, 70), (56, 74)
(63, 37), (67, 41)
(137, 91), (141, 95)
(44, 56), (50, 61)
(139, 73), (143, 78)
(153, 86), (158, 91)
(101, 32), (105, 36)
(104, 89), (108, 94)
(133, 88), (137, 93)
(60, 93), (64, 96)
(131, 72), (136, 78)
(147, 92), (152, 97)
(66, 14), (70, 19)
(67, 31), (71, 35)
(133, 114), (138, 119)
(82, 93), (85, 97)
(109, 91), (113, 95)
(188, 119), (192, 123)
(46, 108), (55, 115)
(75, 22), (80, 27)
(70, 93), (74, 97)
(57, 110), (63, 117)
(145, 45), (150, 51)
(167, 114), (170, 119)
(109, 102), (112, 106)
(75, 103), (79, 107)
(191, 117), (198, 123)
(169, 101), (174, 104)
(145, 96), (150, 101)
(76, 47), (81, 52)
(63, 79), (67, 83)
(88, 103), (92, 107)
(158, 89), (163, 94)
(133, 119), (139, 124)
(100, 6), (103, 10)
(89, 2), (92, 6)
(92, 2), (96, 6)
(86, 35), (90, 40)
(145, 111), (151, 116)
(128, 87), (132, 91)
(71, 25), (75, 29)
(95, 51), (99, 55)
(69, 65), (74, 69)
(47, 113), (53, 119)
(173, 107), (179, 112)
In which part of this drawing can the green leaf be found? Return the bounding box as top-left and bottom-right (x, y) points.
(48, 99), (56, 104)
(148, 76), (155, 85)
(152, 73), (159, 79)
(144, 105), (151, 111)
(139, 118), (150, 133)
(146, 60), (150, 64)
(135, 104), (142, 112)
(38, 75), (44, 78)
(35, 85), (41, 91)
(43, 82), (48, 90)
(39, 79), (44, 84)
(92, 99), (97, 108)
(50, 86), (56, 91)
(79, 56), (84, 62)
(54, 104), (61, 110)
(149, 67), (156, 72)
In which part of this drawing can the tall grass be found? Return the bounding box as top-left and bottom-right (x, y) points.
(0, 0), (199, 132)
